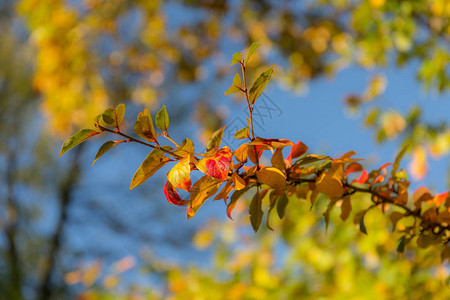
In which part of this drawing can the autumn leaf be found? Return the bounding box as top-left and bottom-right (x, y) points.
(231, 172), (246, 190)
(316, 169), (345, 199)
(433, 192), (449, 207)
(227, 187), (251, 219)
(92, 140), (125, 166)
(155, 105), (169, 132)
(234, 143), (248, 163)
(287, 141), (308, 161)
(409, 146), (428, 180)
(130, 149), (170, 189)
(196, 147), (232, 181)
(250, 190), (263, 232)
(206, 126), (225, 151)
(174, 138), (195, 157)
(59, 129), (101, 157)
(187, 176), (222, 219)
(271, 149), (286, 170)
(245, 42), (260, 64)
(256, 167), (286, 191)
(134, 108), (157, 142)
(234, 127), (249, 139)
(167, 155), (192, 192)
(164, 181), (189, 206)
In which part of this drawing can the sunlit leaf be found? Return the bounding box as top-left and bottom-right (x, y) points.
(164, 181), (189, 206)
(187, 176), (222, 219)
(227, 187), (251, 219)
(214, 180), (234, 202)
(256, 167), (286, 191)
(224, 73), (242, 95)
(288, 140), (308, 161)
(167, 155), (192, 192)
(155, 105), (169, 131)
(59, 129), (101, 157)
(206, 126), (225, 151)
(316, 170), (345, 199)
(248, 65), (275, 104)
(345, 163), (363, 176)
(271, 149), (286, 170)
(92, 140), (124, 166)
(234, 127), (249, 139)
(230, 52), (242, 65)
(245, 42), (260, 64)
(234, 143), (249, 163)
(433, 192), (449, 207)
(174, 138), (195, 157)
(134, 109), (157, 142)
(115, 104), (126, 128)
(231, 172), (246, 190)
(130, 149), (170, 189)
(196, 147), (232, 181)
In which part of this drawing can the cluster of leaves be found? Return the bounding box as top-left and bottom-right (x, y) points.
(61, 44), (450, 256)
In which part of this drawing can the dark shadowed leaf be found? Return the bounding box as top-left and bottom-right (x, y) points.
(250, 191), (263, 233)
(276, 193), (289, 219)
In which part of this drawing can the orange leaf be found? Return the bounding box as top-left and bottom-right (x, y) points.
(433, 192), (449, 207)
(316, 171), (345, 199)
(249, 137), (294, 149)
(196, 147), (232, 181)
(167, 155), (192, 192)
(373, 174), (384, 183)
(287, 140), (308, 161)
(234, 143), (248, 163)
(248, 145), (264, 164)
(271, 149), (286, 170)
(164, 181), (189, 206)
(345, 163), (363, 176)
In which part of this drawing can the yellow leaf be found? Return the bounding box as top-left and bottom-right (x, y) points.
(231, 172), (246, 190)
(315, 170), (345, 199)
(188, 176), (222, 218)
(167, 155), (192, 192)
(256, 167), (286, 190)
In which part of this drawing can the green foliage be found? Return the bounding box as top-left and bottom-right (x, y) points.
(155, 105), (169, 132)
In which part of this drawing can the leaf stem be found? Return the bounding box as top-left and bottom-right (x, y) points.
(162, 133), (180, 147)
(96, 125), (183, 159)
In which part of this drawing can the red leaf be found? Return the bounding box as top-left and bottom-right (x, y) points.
(164, 181), (189, 206)
(355, 170), (369, 184)
(373, 175), (384, 183)
(196, 147), (232, 181)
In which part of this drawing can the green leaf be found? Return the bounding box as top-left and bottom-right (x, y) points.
(276, 193), (289, 219)
(234, 127), (249, 139)
(249, 190), (263, 233)
(115, 104), (126, 127)
(130, 149), (170, 189)
(360, 211), (368, 235)
(59, 129), (100, 157)
(174, 138), (195, 157)
(92, 141), (124, 166)
(206, 126), (225, 151)
(134, 109), (157, 142)
(391, 142), (412, 177)
(230, 52), (242, 65)
(155, 105), (169, 131)
(101, 106), (116, 126)
(224, 73), (242, 95)
(249, 65), (275, 104)
(245, 42), (260, 64)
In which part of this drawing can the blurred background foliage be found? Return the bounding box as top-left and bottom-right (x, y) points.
(0, 0), (449, 299)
